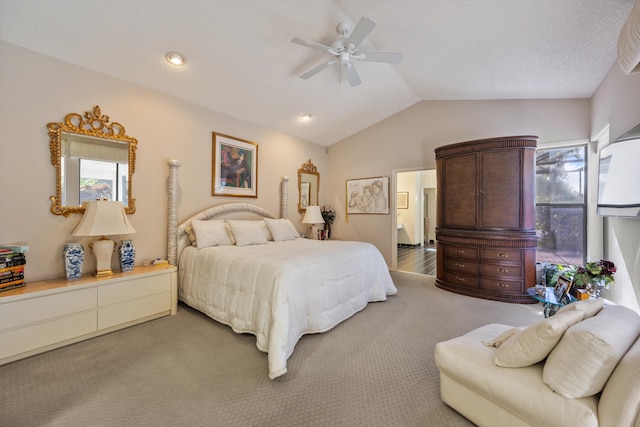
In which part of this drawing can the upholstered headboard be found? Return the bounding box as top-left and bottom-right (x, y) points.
(166, 159), (290, 265)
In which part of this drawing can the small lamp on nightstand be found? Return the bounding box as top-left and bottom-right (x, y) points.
(72, 200), (136, 276)
(302, 205), (325, 240)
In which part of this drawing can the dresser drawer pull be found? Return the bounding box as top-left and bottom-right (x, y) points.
(455, 277), (465, 282)
(496, 282), (509, 288)
(496, 268), (509, 273)
(497, 253), (509, 258)
(455, 263), (466, 268)
(455, 250), (465, 255)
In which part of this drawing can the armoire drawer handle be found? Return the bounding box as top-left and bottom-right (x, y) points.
(456, 277), (465, 282)
(455, 263), (466, 268)
(496, 268), (508, 273)
(455, 250), (465, 254)
(496, 282), (509, 288)
(497, 253), (509, 258)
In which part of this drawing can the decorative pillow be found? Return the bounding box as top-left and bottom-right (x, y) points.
(264, 218), (297, 242)
(184, 224), (197, 246)
(191, 219), (234, 248)
(556, 298), (605, 320)
(494, 309), (584, 367)
(285, 219), (301, 238)
(482, 327), (524, 348)
(543, 305), (640, 398)
(226, 220), (268, 247)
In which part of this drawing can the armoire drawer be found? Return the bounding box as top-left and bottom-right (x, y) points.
(479, 263), (522, 279)
(479, 277), (524, 294)
(443, 245), (479, 261)
(443, 271), (478, 289)
(481, 248), (523, 263)
(444, 258), (479, 275)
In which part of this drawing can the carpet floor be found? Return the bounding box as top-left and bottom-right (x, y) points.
(0, 271), (543, 427)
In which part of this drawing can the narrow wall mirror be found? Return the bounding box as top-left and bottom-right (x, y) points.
(298, 159), (319, 212)
(48, 106), (137, 216)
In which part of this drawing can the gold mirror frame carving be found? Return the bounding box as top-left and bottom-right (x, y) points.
(298, 159), (320, 213)
(48, 106), (137, 216)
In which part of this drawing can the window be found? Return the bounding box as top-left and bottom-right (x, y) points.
(79, 159), (128, 204)
(535, 145), (586, 265)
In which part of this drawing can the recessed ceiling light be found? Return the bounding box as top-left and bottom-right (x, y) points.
(299, 113), (313, 122)
(165, 51), (186, 66)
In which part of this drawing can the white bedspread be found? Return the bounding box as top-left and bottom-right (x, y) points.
(178, 238), (397, 379)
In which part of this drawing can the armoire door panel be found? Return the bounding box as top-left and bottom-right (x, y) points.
(442, 154), (477, 228)
(480, 150), (522, 229)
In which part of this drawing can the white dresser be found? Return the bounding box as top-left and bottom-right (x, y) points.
(0, 265), (177, 365)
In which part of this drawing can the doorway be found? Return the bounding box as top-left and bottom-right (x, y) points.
(394, 168), (437, 276)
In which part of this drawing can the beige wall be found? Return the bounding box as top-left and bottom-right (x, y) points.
(591, 63), (640, 312)
(0, 41), (326, 282)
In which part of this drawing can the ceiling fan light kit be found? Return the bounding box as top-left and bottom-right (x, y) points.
(292, 17), (403, 87)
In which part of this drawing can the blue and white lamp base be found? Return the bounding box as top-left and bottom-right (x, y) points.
(64, 243), (84, 280)
(119, 240), (135, 272)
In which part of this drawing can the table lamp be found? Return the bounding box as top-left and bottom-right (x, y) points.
(302, 205), (325, 239)
(72, 200), (136, 276)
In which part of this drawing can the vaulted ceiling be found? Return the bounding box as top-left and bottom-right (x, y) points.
(0, 0), (635, 146)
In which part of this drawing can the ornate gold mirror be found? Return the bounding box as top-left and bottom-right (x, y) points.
(298, 159), (319, 212)
(48, 106), (137, 216)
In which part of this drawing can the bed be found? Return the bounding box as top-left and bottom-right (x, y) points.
(166, 166), (396, 379)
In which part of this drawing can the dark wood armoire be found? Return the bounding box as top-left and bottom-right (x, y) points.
(435, 135), (538, 303)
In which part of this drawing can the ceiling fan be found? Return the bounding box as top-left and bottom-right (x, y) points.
(291, 17), (403, 87)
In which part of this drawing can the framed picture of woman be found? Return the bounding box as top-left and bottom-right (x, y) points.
(212, 132), (258, 197)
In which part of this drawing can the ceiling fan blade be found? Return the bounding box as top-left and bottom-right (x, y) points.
(357, 51), (403, 64)
(346, 17), (375, 48)
(291, 37), (333, 53)
(300, 60), (336, 79)
(345, 63), (361, 87)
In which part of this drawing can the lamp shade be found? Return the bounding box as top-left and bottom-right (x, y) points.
(72, 200), (136, 237)
(302, 205), (325, 224)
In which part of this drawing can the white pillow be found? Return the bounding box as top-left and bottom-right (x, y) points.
(285, 219), (301, 238)
(226, 220), (268, 246)
(257, 220), (273, 241)
(191, 219), (234, 248)
(494, 309), (584, 367)
(543, 305), (640, 398)
(556, 298), (605, 320)
(264, 218), (297, 242)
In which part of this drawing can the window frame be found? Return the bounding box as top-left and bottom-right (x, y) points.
(535, 141), (589, 266)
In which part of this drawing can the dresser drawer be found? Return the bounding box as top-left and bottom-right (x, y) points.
(479, 263), (522, 279)
(98, 292), (170, 330)
(98, 274), (171, 307)
(481, 248), (522, 263)
(445, 258), (479, 275)
(443, 245), (479, 261)
(443, 271), (479, 289)
(0, 311), (96, 359)
(0, 288), (96, 331)
(479, 277), (523, 294)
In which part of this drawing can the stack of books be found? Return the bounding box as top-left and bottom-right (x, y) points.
(0, 244), (28, 292)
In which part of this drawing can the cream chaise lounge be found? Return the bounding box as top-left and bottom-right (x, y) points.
(435, 300), (640, 427)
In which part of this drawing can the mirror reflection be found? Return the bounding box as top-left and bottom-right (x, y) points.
(48, 106), (137, 216)
(298, 159), (319, 212)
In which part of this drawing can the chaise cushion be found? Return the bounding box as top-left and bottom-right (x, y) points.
(556, 298), (605, 319)
(435, 324), (599, 426)
(598, 335), (640, 427)
(543, 305), (640, 398)
(494, 309), (583, 367)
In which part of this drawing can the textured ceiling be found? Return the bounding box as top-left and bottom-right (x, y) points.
(0, 0), (635, 146)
